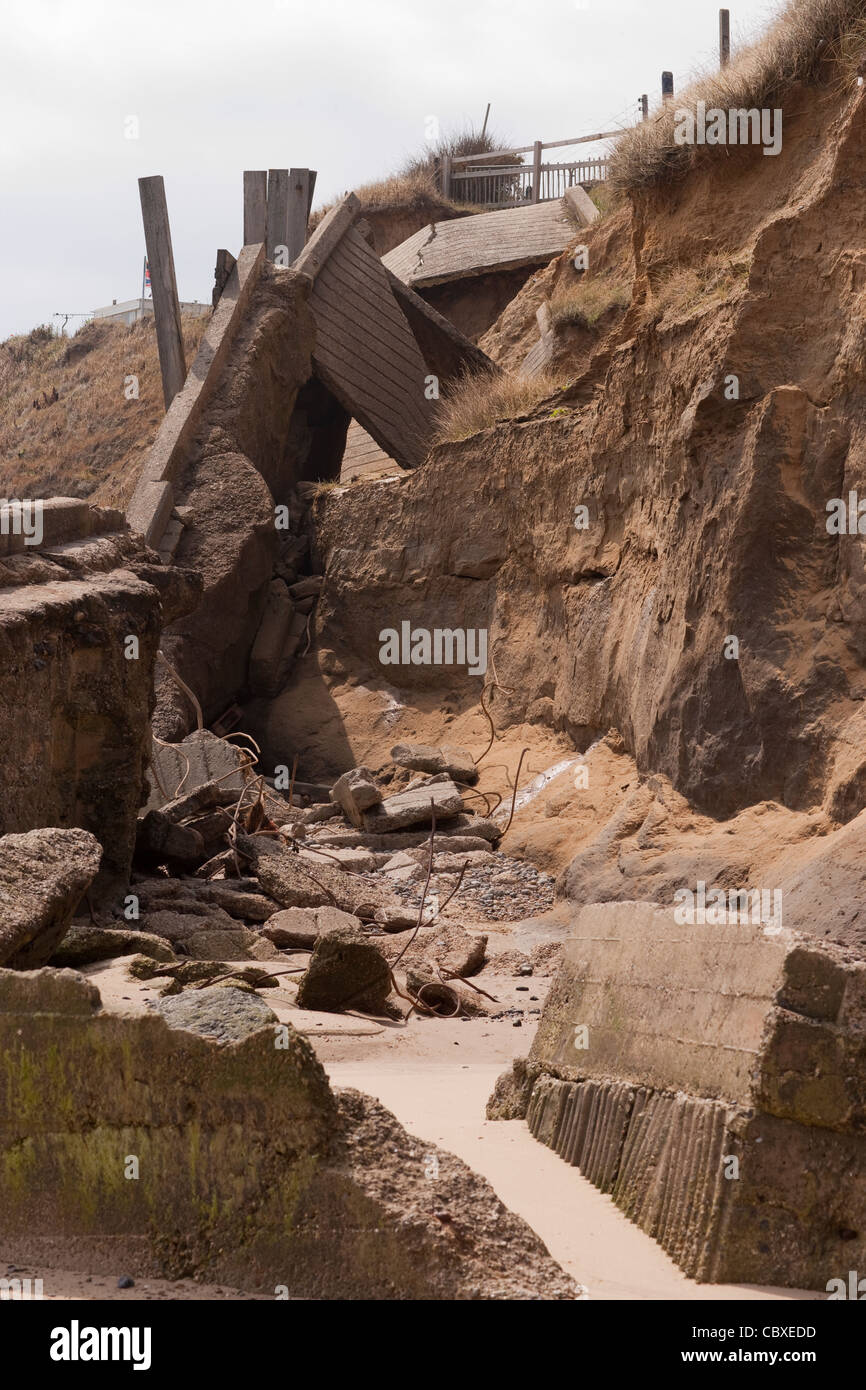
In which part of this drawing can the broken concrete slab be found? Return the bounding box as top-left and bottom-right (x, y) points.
(194, 884), (276, 921)
(362, 780), (463, 834)
(147, 729), (254, 809)
(261, 907), (321, 949)
(329, 766), (382, 827)
(50, 926), (176, 968)
(248, 579), (296, 698)
(0, 829), (102, 969)
(260, 904), (363, 950)
(238, 834), (391, 916)
(390, 742), (478, 784)
(383, 922), (487, 978)
(153, 984), (277, 1043)
(182, 926), (280, 961)
(495, 900), (866, 1288)
(296, 925), (391, 1014)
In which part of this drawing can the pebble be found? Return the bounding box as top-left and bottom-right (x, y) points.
(388, 852), (555, 923)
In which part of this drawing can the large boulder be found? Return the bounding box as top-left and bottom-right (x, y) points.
(296, 925), (391, 1013)
(153, 984), (277, 1044)
(0, 828), (102, 968)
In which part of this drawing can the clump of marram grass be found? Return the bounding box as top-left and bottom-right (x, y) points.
(548, 278), (631, 331)
(651, 253), (751, 322)
(310, 125), (517, 227)
(432, 369), (567, 444)
(609, 0), (866, 194)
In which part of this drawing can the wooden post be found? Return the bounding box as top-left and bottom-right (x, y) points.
(719, 8), (730, 67)
(306, 170), (318, 222)
(138, 175), (186, 410)
(243, 170), (267, 245)
(266, 169), (289, 263)
(287, 168), (313, 261)
(641, 94), (649, 121)
(531, 140), (542, 204)
(662, 71), (674, 103)
(440, 154), (452, 199)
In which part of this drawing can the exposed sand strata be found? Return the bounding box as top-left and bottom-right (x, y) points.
(304, 86), (866, 832)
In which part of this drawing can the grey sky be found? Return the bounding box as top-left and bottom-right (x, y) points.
(1, 0), (779, 340)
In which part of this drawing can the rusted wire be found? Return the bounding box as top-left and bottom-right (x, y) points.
(390, 802), (436, 972)
(157, 648), (204, 733)
(500, 747), (530, 837)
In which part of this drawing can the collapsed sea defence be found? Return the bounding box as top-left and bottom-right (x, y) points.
(0, 499), (198, 900)
(0, 965), (578, 1300)
(489, 901), (866, 1288)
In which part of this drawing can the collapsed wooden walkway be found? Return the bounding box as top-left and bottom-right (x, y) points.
(382, 198), (581, 290)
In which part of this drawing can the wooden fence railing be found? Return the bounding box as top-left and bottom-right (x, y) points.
(448, 157), (609, 208)
(440, 132), (618, 209)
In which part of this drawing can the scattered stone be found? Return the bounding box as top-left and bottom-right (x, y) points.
(153, 984), (277, 1043)
(330, 767), (382, 827)
(391, 742), (478, 785)
(261, 907), (320, 949)
(117, 1276), (135, 1290)
(50, 925), (177, 968)
(363, 780), (463, 834)
(297, 803), (342, 825)
(0, 828), (102, 969)
(382, 922), (487, 978)
(195, 885), (277, 921)
(300, 845), (377, 873)
(431, 851), (496, 871)
(135, 810), (205, 868)
(296, 926), (391, 1013)
(288, 575), (323, 600)
(373, 906), (419, 932)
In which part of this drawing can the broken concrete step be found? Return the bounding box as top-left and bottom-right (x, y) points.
(362, 780), (463, 834)
(390, 741), (478, 785)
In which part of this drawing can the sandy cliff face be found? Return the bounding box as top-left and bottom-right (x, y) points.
(261, 81), (866, 948)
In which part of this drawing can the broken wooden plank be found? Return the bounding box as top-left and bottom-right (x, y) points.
(266, 168), (290, 262)
(308, 222), (434, 469)
(287, 168), (313, 262)
(243, 170), (267, 245)
(383, 199), (576, 289)
(138, 175), (187, 409)
(293, 192), (360, 281)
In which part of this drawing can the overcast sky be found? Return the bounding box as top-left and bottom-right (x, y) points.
(1, 0), (780, 340)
